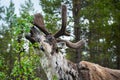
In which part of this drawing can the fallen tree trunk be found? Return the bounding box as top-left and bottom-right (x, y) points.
(78, 61), (120, 80)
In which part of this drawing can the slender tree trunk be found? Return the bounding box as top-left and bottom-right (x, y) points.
(116, 45), (120, 69)
(72, 0), (81, 63)
(116, 55), (120, 69)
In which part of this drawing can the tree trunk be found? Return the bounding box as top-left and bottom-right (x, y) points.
(116, 45), (120, 69)
(72, 0), (81, 63)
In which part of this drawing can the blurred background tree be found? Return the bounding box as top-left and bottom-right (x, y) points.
(0, 0), (120, 79)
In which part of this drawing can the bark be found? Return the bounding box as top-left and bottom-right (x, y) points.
(116, 47), (120, 69)
(72, 0), (81, 63)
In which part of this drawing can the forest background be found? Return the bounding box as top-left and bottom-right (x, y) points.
(0, 0), (120, 79)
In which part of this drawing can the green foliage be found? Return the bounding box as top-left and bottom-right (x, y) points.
(40, 0), (63, 14)
(79, 0), (120, 68)
(5, 0), (15, 26)
(40, 0), (69, 34)
(0, 72), (6, 80)
(9, 11), (42, 79)
(0, 0), (44, 79)
(11, 54), (40, 79)
(44, 13), (61, 33)
(0, 0), (5, 19)
(20, 0), (34, 14)
(12, 13), (33, 36)
(52, 75), (58, 80)
(0, 57), (6, 80)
